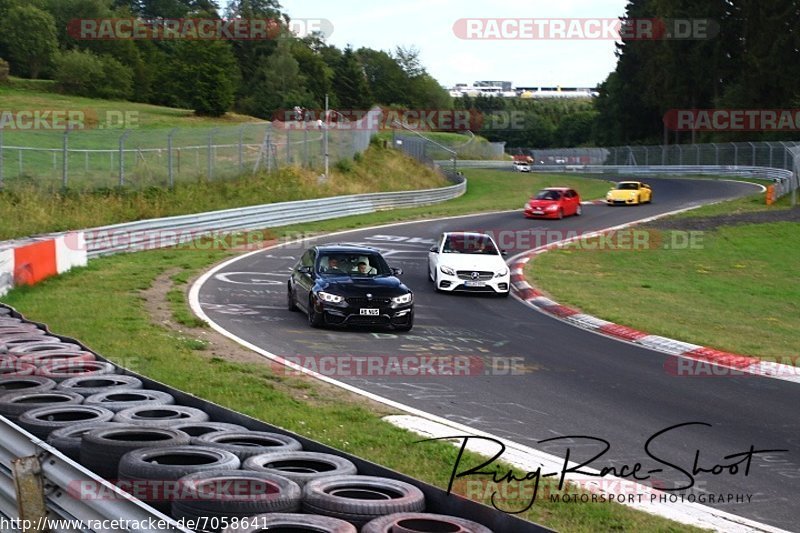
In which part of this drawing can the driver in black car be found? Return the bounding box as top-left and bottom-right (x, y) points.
(325, 257), (345, 273)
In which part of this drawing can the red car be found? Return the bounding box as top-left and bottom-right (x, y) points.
(524, 187), (582, 219)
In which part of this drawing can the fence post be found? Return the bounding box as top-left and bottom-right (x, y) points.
(714, 143), (719, 166)
(119, 130), (131, 186)
(731, 142), (738, 166)
(696, 144), (700, 165)
(62, 127), (70, 190)
(238, 125), (245, 174)
(286, 130), (291, 165)
(0, 128), (4, 189)
(207, 129), (217, 180)
(677, 144), (683, 165)
(303, 126), (309, 168)
(748, 142), (756, 166)
(167, 128), (177, 188)
(768, 143), (773, 168)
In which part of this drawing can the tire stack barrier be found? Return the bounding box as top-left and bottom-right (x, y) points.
(0, 303), (551, 532)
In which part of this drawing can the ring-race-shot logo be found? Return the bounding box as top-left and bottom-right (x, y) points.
(68, 18), (333, 40)
(452, 18), (718, 40)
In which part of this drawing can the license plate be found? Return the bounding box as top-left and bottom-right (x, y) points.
(360, 308), (380, 315)
(533, 210), (543, 215)
(465, 281), (485, 287)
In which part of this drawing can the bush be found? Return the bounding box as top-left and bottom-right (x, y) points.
(334, 158), (354, 173)
(54, 50), (133, 100)
(0, 58), (8, 82)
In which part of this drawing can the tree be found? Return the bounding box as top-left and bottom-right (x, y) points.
(238, 36), (314, 119)
(113, 0), (219, 18)
(0, 5), (58, 78)
(331, 46), (371, 109)
(167, 40), (240, 116)
(357, 48), (410, 106)
(292, 40), (333, 108)
(54, 50), (134, 99)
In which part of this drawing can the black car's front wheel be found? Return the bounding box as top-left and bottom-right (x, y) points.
(307, 296), (324, 328)
(287, 284), (298, 312)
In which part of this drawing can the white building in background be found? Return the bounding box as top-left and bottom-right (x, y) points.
(447, 82), (598, 98)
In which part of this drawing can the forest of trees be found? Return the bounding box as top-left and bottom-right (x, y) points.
(0, 0), (451, 118)
(594, 0), (800, 145)
(1, 0), (798, 147)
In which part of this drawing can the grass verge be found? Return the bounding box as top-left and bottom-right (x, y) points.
(0, 144), (448, 240)
(0, 168), (698, 532)
(529, 193), (799, 360)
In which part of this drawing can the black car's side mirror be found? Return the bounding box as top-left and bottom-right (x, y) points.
(297, 265), (312, 274)
(429, 245), (438, 253)
(391, 267), (403, 276)
(501, 250), (508, 257)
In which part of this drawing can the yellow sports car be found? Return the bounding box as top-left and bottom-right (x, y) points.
(606, 181), (653, 205)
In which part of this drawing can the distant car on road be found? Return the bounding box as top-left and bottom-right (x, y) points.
(513, 161), (531, 172)
(428, 232), (510, 297)
(606, 181), (653, 205)
(288, 244), (413, 331)
(524, 187), (582, 219)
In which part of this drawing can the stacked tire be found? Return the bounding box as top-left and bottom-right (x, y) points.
(0, 308), (498, 533)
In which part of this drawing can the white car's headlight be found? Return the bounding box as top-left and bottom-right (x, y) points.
(392, 293), (413, 305)
(494, 267), (509, 278)
(440, 265), (456, 276)
(318, 291), (343, 303)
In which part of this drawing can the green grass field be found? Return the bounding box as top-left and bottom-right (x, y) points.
(0, 167), (699, 532)
(529, 194), (799, 360)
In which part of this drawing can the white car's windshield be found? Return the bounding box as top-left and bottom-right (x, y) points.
(442, 236), (499, 255)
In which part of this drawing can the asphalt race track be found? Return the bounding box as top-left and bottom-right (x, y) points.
(197, 177), (799, 530)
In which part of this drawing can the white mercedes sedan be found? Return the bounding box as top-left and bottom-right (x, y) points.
(428, 232), (510, 296)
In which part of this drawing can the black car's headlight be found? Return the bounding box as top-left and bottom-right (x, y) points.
(392, 293), (413, 305)
(318, 291), (344, 303)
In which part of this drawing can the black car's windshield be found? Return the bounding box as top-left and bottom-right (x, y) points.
(616, 182), (639, 190)
(442, 236), (499, 255)
(316, 253), (391, 277)
(534, 190), (561, 200)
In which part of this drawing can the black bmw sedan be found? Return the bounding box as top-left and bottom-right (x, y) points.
(288, 244), (414, 331)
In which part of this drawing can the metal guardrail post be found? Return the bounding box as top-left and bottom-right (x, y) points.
(11, 455), (48, 531)
(167, 128), (177, 188)
(119, 130), (131, 187)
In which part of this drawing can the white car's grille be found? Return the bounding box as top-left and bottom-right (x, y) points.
(456, 270), (494, 281)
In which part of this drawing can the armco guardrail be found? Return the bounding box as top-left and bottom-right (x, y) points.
(84, 174), (466, 258)
(445, 161), (795, 197)
(0, 304), (550, 533)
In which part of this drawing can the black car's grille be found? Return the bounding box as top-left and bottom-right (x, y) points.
(456, 271), (494, 281)
(345, 297), (391, 306)
(346, 315), (391, 325)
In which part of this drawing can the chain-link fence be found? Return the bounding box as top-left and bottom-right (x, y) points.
(391, 128), (505, 164)
(0, 110), (380, 192)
